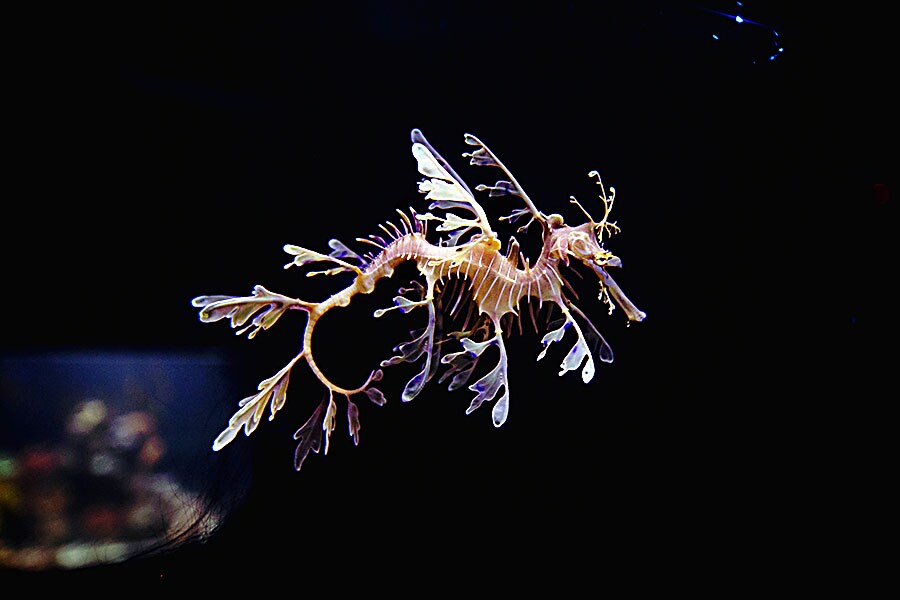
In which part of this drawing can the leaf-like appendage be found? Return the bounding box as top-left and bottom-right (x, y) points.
(347, 400), (360, 446)
(499, 207), (532, 224)
(445, 228), (474, 247)
(380, 327), (428, 367)
(499, 207), (536, 233)
(466, 359), (504, 416)
(374, 294), (427, 318)
(411, 135), (492, 239)
(212, 357), (298, 452)
(284, 244), (358, 275)
(561, 329), (595, 383)
(442, 331), (506, 420)
(401, 368), (428, 403)
(322, 394), (337, 455)
(283, 245), (335, 268)
(211, 422), (240, 451)
(537, 319), (570, 362)
(411, 129), (473, 192)
(328, 238), (363, 264)
(399, 299), (440, 403)
(394, 296), (424, 314)
(418, 178), (472, 205)
(536, 309), (597, 383)
(463, 133), (543, 227)
(293, 396), (328, 471)
(412, 142), (451, 179)
(192, 285), (297, 339)
(413, 214), (475, 246)
(191, 295), (233, 310)
(492, 386), (510, 428)
(458, 336), (495, 356)
(306, 266), (350, 278)
(463, 134), (501, 168)
(461, 331), (510, 427)
(439, 347), (480, 391)
(365, 386), (387, 406)
(428, 198), (475, 213)
(476, 180), (521, 198)
(440, 334), (494, 391)
(568, 303), (614, 364)
(265, 368), (291, 417)
(434, 213), (479, 233)
(377, 287), (441, 404)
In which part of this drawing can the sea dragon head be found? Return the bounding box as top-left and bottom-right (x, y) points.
(546, 171), (646, 324)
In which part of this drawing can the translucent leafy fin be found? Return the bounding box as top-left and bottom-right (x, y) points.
(443, 326), (511, 427)
(399, 298), (440, 402)
(192, 285), (306, 339)
(283, 244), (362, 276)
(212, 353), (302, 451)
(568, 302), (614, 364)
(379, 320), (438, 402)
(374, 295), (428, 318)
(463, 133), (544, 228)
(364, 386), (387, 406)
(411, 128), (475, 196)
(328, 238), (364, 265)
(293, 394), (329, 471)
(380, 327), (429, 367)
(439, 342), (482, 391)
(536, 307), (597, 384)
(410, 129), (493, 240)
(347, 400), (361, 446)
(374, 281), (428, 318)
(467, 330), (511, 427)
(414, 212), (478, 246)
(322, 393), (337, 455)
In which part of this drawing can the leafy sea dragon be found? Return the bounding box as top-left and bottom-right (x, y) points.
(192, 129), (646, 470)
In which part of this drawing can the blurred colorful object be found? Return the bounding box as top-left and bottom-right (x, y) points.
(0, 352), (250, 571)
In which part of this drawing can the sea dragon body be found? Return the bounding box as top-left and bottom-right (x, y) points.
(192, 129), (645, 470)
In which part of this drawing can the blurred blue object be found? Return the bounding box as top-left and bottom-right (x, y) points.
(0, 351), (252, 571)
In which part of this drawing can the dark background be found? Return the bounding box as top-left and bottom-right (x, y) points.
(4, 0), (893, 589)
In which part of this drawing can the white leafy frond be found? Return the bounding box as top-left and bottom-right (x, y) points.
(536, 308), (596, 383)
(212, 354), (301, 451)
(410, 130), (494, 239)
